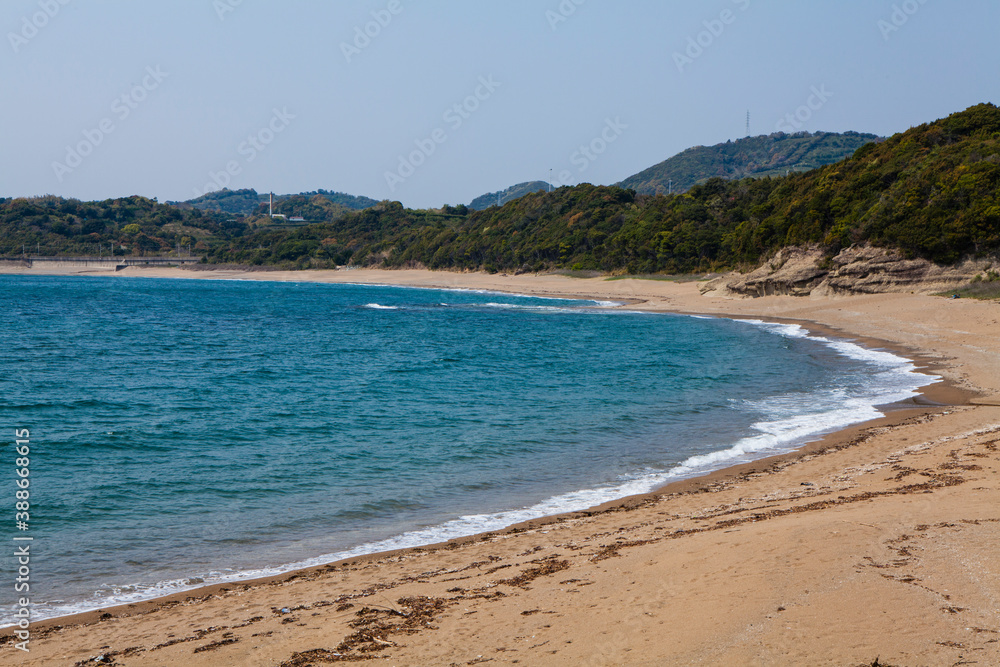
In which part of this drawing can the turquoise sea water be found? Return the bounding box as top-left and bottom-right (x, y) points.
(0, 275), (934, 624)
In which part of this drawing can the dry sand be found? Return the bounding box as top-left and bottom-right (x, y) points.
(3, 265), (1000, 666)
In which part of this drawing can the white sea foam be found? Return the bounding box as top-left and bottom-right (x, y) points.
(480, 302), (577, 313)
(363, 303), (399, 310)
(12, 468), (689, 625)
(476, 300), (623, 313)
(734, 318), (934, 399)
(5, 312), (939, 627)
(348, 282), (561, 300)
(344, 282), (614, 307)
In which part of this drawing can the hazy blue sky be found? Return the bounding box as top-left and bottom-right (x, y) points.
(3, 0), (998, 208)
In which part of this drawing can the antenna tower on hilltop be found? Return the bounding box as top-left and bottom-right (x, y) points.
(745, 110), (750, 138)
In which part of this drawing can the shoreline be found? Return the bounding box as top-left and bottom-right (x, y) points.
(4, 265), (1000, 666)
(13, 406), (948, 636)
(1, 266), (958, 623)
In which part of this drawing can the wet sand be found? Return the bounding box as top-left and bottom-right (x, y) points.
(3, 265), (1000, 666)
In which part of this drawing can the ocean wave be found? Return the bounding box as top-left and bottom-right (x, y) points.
(363, 303), (399, 310)
(479, 302), (577, 313)
(739, 319), (914, 360)
(667, 400), (879, 476)
(344, 282), (608, 308)
(735, 318), (935, 388)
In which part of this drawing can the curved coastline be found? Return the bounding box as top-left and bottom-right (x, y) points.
(20, 314), (940, 625)
(2, 265), (998, 666)
(0, 269), (966, 619)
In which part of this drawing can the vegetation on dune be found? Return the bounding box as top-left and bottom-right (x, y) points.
(943, 268), (1000, 299)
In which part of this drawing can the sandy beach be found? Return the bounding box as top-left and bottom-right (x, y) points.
(3, 265), (1000, 666)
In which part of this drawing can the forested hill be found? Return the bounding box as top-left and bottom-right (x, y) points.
(618, 131), (881, 195)
(468, 181), (552, 210)
(0, 195), (245, 257)
(3, 104), (998, 274)
(207, 104), (1000, 272)
(175, 188), (378, 215)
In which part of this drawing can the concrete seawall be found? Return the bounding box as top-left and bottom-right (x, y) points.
(0, 257), (201, 272)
